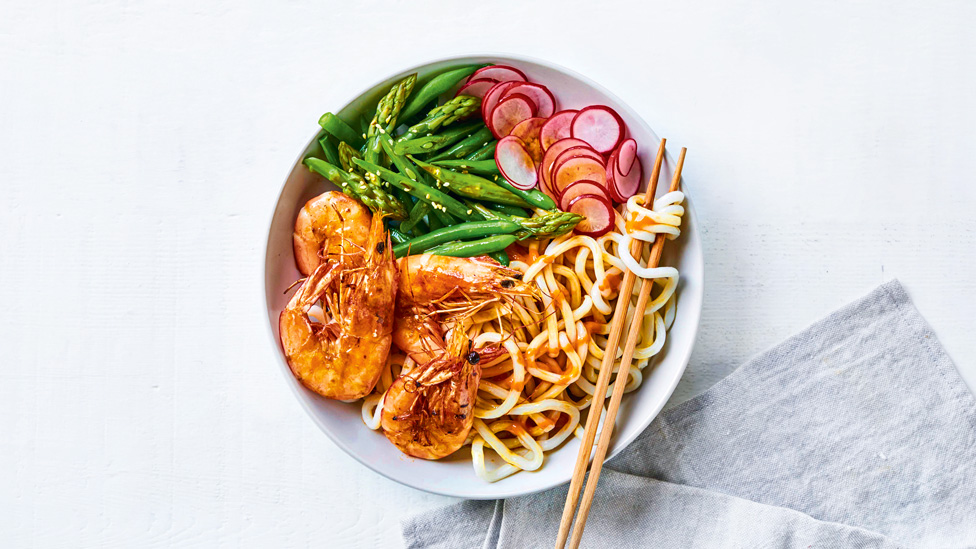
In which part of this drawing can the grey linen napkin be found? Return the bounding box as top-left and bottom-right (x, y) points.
(402, 281), (976, 548)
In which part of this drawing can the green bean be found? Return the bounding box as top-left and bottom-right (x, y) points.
(466, 141), (496, 161)
(392, 220), (520, 258)
(310, 133), (341, 167)
(389, 228), (411, 245)
(490, 176), (557, 211)
(399, 64), (485, 122)
(428, 234), (518, 258)
(485, 202), (530, 218)
(400, 200), (430, 234)
(430, 158), (500, 177)
(427, 213), (444, 231)
(399, 96), (481, 142)
(411, 157), (532, 208)
(377, 133), (460, 228)
(318, 113), (364, 149)
(426, 127), (494, 162)
(394, 121), (482, 155)
(488, 250), (510, 266)
(359, 114), (370, 138)
(352, 158), (480, 221)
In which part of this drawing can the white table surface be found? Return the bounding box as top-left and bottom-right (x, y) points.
(2, 1), (974, 546)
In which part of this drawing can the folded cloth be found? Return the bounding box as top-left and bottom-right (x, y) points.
(402, 281), (976, 548)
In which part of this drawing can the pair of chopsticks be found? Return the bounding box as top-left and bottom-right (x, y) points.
(555, 140), (687, 549)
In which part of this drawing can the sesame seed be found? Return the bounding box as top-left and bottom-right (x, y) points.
(466, 209), (473, 215)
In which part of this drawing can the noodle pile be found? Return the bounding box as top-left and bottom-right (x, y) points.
(362, 191), (686, 481)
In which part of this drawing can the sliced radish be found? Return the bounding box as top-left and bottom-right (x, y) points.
(496, 136), (538, 190)
(510, 117), (547, 164)
(540, 138), (589, 195)
(571, 106), (624, 154)
(471, 65), (528, 83)
(489, 94), (536, 138)
(606, 147), (643, 203)
(539, 170), (559, 202)
(615, 138), (638, 177)
(568, 194), (615, 237)
(482, 81), (519, 126)
(456, 78), (499, 100)
(500, 83), (556, 118)
(540, 110), (578, 150)
(554, 156), (607, 194)
(559, 180), (609, 210)
(552, 146), (605, 176)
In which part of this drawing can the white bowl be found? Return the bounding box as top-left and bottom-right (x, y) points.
(263, 54), (703, 499)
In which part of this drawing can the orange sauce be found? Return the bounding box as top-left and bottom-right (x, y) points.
(625, 214), (657, 234)
(505, 243), (535, 264)
(598, 272), (622, 293)
(550, 287), (565, 308)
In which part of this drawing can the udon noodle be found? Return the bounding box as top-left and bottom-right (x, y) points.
(362, 190), (686, 481)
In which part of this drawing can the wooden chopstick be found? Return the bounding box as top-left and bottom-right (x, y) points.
(554, 139), (668, 549)
(567, 147), (687, 549)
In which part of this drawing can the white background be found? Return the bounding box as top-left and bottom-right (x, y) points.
(2, 1), (974, 547)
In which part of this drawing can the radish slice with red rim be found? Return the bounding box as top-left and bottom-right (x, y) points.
(540, 137), (589, 194)
(568, 194), (615, 237)
(455, 78), (499, 100)
(482, 81), (519, 123)
(606, 148), (644, 203)
(539, 165), (559, 201)
(509, 117), (547, 164)
(552, 145), (605, 176)
(571, 106), (624, 154)
(489, 93), (536, 138)
(471, 65), (528, 83)
(540, 110), (578, 150)
(496, 136), (538, 190)
(500, 83), (556, 118)
(553, 156), (607, 195)
(559, 180), (609, 210)
(615, 138), (638, 177)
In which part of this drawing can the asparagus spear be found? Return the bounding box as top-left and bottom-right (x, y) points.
(410, 157), (532, 208)
(465, 200), (583, 240)
(369, 74), (417, 138)
(364, 75), (416, 196)
(338, 141), (362, 174)
(304, 157), (408, 220)
(397, 95), (481, 142)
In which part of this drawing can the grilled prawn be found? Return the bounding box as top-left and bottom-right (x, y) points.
(292, 191), (372, 276)
(392, 254), (533, 365)
(381, 255), (534, 459)
(279, 193), (397, 400)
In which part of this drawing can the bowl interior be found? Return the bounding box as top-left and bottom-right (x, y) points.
(264, 55), (704, 499)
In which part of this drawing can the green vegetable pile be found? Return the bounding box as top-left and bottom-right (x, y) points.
(304, 64), (583, 264)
